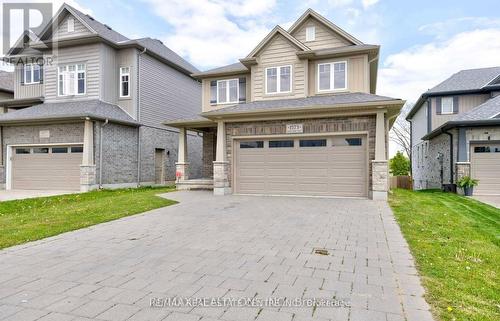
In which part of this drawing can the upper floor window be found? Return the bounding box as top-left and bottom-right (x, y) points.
(120, 67), (130, 97)
(306, 26), (315, 41)
(23, 64), (41, 84)
(58, 63), (86, 96)
(265, 65), (292, 94)
(67, 17), (74, 32)
(217, 79), (238, 104)
(210, 78), (246, 105)
(441, 97), (454, 114)
(318, 61), (347, 92)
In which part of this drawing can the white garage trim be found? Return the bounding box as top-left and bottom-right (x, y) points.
(6, 142), (84, 190)
(231, 131), (369, 198)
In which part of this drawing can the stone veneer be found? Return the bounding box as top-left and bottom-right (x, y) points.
(372, 160), (389, 200)
(224, 115), (377, 191)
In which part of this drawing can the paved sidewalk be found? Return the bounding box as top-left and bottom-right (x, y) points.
(473, 195), (500, 209)
(0, 191), (434, 321)
(0, 190), (75, 202)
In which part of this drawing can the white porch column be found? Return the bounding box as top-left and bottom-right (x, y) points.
(81, 119), (97, 192)
(213, 121), (230, 195)
(372, 110), (389, 200)
(176, 127), (189, 182)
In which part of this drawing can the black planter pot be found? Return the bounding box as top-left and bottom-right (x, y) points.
(464, 186), (474, 196)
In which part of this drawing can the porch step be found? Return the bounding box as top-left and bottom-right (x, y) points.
(176, 178), (214, 190)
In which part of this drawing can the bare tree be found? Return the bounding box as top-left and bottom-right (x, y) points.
(390, 103), (413, 159)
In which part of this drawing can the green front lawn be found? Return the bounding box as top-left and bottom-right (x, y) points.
(0, 187), (177, 249)
(389, 189), (500, 321)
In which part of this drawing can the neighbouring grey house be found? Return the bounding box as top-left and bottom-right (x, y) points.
(0, 71), (14, 101)
(0, 3), (202, 191)
(407, 67), (500, 195)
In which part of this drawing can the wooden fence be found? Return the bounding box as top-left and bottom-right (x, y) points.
(390, 176), (412, 190)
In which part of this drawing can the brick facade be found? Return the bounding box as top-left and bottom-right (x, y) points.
(224, 115), (377, 190)
(0, 121), (203, 189)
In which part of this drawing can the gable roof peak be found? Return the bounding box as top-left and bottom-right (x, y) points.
(288, 8), (363, 46)
(245, 25), (309, 58)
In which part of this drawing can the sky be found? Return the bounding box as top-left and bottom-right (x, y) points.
(1, 0), (500, 154)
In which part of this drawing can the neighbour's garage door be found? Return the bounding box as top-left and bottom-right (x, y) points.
(11, 146), (83, 190)
(471, 143), (500, 195)
(234, 135), (367, 197)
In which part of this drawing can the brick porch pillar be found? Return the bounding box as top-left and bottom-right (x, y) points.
(176, 127), (189, 182)
(213, 121), (230, 195)
(372, 110), (388, 200)
(81, 119), (97, 192)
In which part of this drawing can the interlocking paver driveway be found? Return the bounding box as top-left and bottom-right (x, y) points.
(0, 191), (434, 321)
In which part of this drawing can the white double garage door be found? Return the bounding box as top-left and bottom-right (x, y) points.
(234, 135), (368, 198)
(8, 145), (83, 191)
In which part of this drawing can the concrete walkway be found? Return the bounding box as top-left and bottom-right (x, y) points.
(0, 190), (75, 202)
(473, 195), (500, 209)
(0, 191), (434, 321)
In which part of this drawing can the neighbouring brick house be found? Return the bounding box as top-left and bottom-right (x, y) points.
(407, 67), (500, 195)
(167, 9), (404, 200)
(0, 3), (202, 191)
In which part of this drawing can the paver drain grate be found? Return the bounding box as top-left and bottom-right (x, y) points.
(313, 248), (330, 256)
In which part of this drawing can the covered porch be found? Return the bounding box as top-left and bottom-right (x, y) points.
(166, 118), (219, 192)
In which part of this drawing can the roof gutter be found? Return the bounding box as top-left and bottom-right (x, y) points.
(422, 119), (500, 140)
(202, 99), (405, 119)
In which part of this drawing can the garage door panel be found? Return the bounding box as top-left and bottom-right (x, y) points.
(12, 146), (82, 190)
(235, 136), (367, 197)
(471, 144), (500, 195)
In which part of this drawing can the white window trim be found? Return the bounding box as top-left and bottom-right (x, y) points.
(67, 17), (74, 32)
(441, 97), (454, 114)
(216, 79), (239, 105)
(317, 61), (348, 92)
(24, 64), (40, 85)
(306, 26), (315, 41)
(265, 65), (293, 95)
(119, 67), (130, 98)
(57, 63), (86, 97)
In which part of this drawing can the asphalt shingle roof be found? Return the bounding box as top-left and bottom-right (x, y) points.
(203, 92), (401, 115)
(0, 100), (138, 125)
(427, 67), (500, 94)
(130, 38), (199, 74)
(0, 71), (14, 92)
(456, 95), (500, 121)
(69, 6), (129, 43)
(194, 62), (248, 77)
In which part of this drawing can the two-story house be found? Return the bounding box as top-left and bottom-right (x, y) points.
(0, 3), (203, 192)
(407, 67), (500, 195)
(167, 9), (405, 200)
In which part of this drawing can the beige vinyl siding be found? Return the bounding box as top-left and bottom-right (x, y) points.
(14, 65), (44, 99)
(117, 48), (138, 117)
(99, 44), (118, 105)
(430, 94), (491, 130)
(54, 14), (92, 40)
(139, 54), (201, 127)
(201, 74), (250, 112)
(308, 55), (369, 96)
(252, 34), (306, 101)
(44, 43), (101, 102)
(291, 17), (352, 50)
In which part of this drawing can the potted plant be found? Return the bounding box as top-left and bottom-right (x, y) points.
(457, 176), (479, 196)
